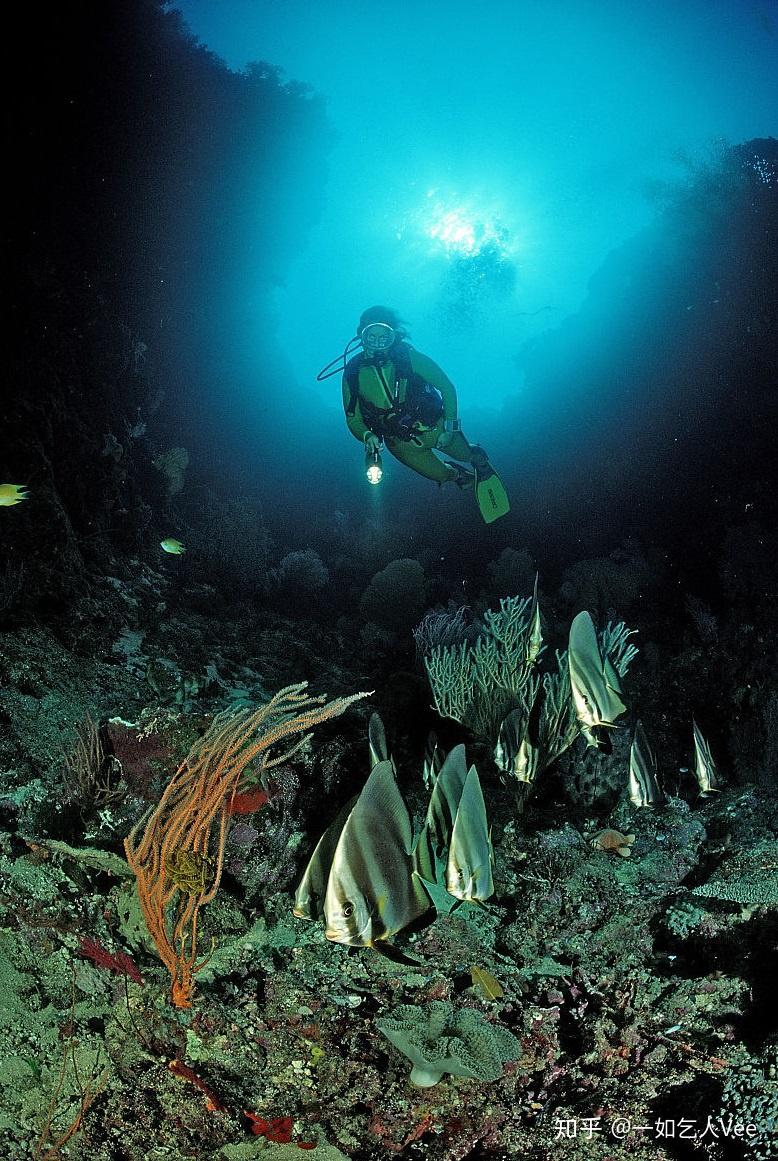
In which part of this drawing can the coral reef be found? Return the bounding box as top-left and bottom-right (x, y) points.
(2, 3), (776, 1156)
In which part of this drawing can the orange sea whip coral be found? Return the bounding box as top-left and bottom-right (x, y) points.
(124, 682), (370, 1008)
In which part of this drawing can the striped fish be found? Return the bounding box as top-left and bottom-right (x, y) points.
(494, 693), (543, 784)
(692, 720), (724, 794)
(293, 796), (355, 921)
(368, 712), (389, 768)
(568, 611), (628, 749)
(414, 744), (469, 885)
(323, 760), (430, 948)
(526, 575), (544, 666)
(628, 720), (664, 806)
(422, 730), (442, 791)
(446, 765), (494, 904)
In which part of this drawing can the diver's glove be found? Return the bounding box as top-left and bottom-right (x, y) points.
(469, 444), (490, 471)
(449, 464), (475, 489)
(364, 431), (382, 455)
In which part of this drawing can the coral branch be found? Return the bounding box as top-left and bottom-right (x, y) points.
(124, 684), (370, 1007)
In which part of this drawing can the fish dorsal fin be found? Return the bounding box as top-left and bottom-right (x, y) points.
(631, 720), (655, 775)
(494, 707), (524, 772)
(527, 575), (543, 664)
(418, 743), (466, 887)
(368, 712), (389, 768)
(692, 719), (722, 792)
(422, 731), (442, 791)
(568, 612), (603, 732)
(569, 611), (628, 730)
(628, 720), (662, 806)
(351, 760), (413, 854)
(293, 795), (357, 920)
(692, 719), (711, 765)
(446, 765), (494, 903)
(415, 744), (468, 886)
(569, 609), (599, 662)
(425, 744), (468, 853)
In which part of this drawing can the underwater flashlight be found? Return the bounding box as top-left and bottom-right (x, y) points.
(365, 446), (383, 485)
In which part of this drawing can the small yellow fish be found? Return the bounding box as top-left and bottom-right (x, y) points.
(470, 965), (504, 1000)
(0, 484), (29, 507)
(160, 538), (186, 555)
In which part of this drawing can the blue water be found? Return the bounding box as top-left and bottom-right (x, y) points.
(173, 0), (777, 414)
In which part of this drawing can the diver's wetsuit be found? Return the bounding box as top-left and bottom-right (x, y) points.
(342, 343), (473, 483)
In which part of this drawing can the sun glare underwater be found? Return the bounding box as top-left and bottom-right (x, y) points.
(166, 0), (778, 422)
(401, 189), (516, 264)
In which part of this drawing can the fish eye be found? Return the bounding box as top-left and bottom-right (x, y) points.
(342, 901), (354, 917)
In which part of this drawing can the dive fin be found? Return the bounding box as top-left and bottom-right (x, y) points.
(471, 448), (510, 524)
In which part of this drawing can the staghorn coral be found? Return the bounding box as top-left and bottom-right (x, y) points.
(376, 1000), (519, 1087)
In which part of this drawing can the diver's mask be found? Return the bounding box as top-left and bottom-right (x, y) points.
(360, 322), (395, 359)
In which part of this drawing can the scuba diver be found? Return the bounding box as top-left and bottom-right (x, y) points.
(318, 306), (510, 524)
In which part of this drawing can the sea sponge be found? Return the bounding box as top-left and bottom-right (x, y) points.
(275, 548), (329, 594)
(359, 558), (427, 632)
(376, 1000), (519, 1087)
(153, 446), (189, 497)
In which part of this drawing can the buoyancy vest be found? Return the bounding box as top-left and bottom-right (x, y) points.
(344, 342), (444, 442)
